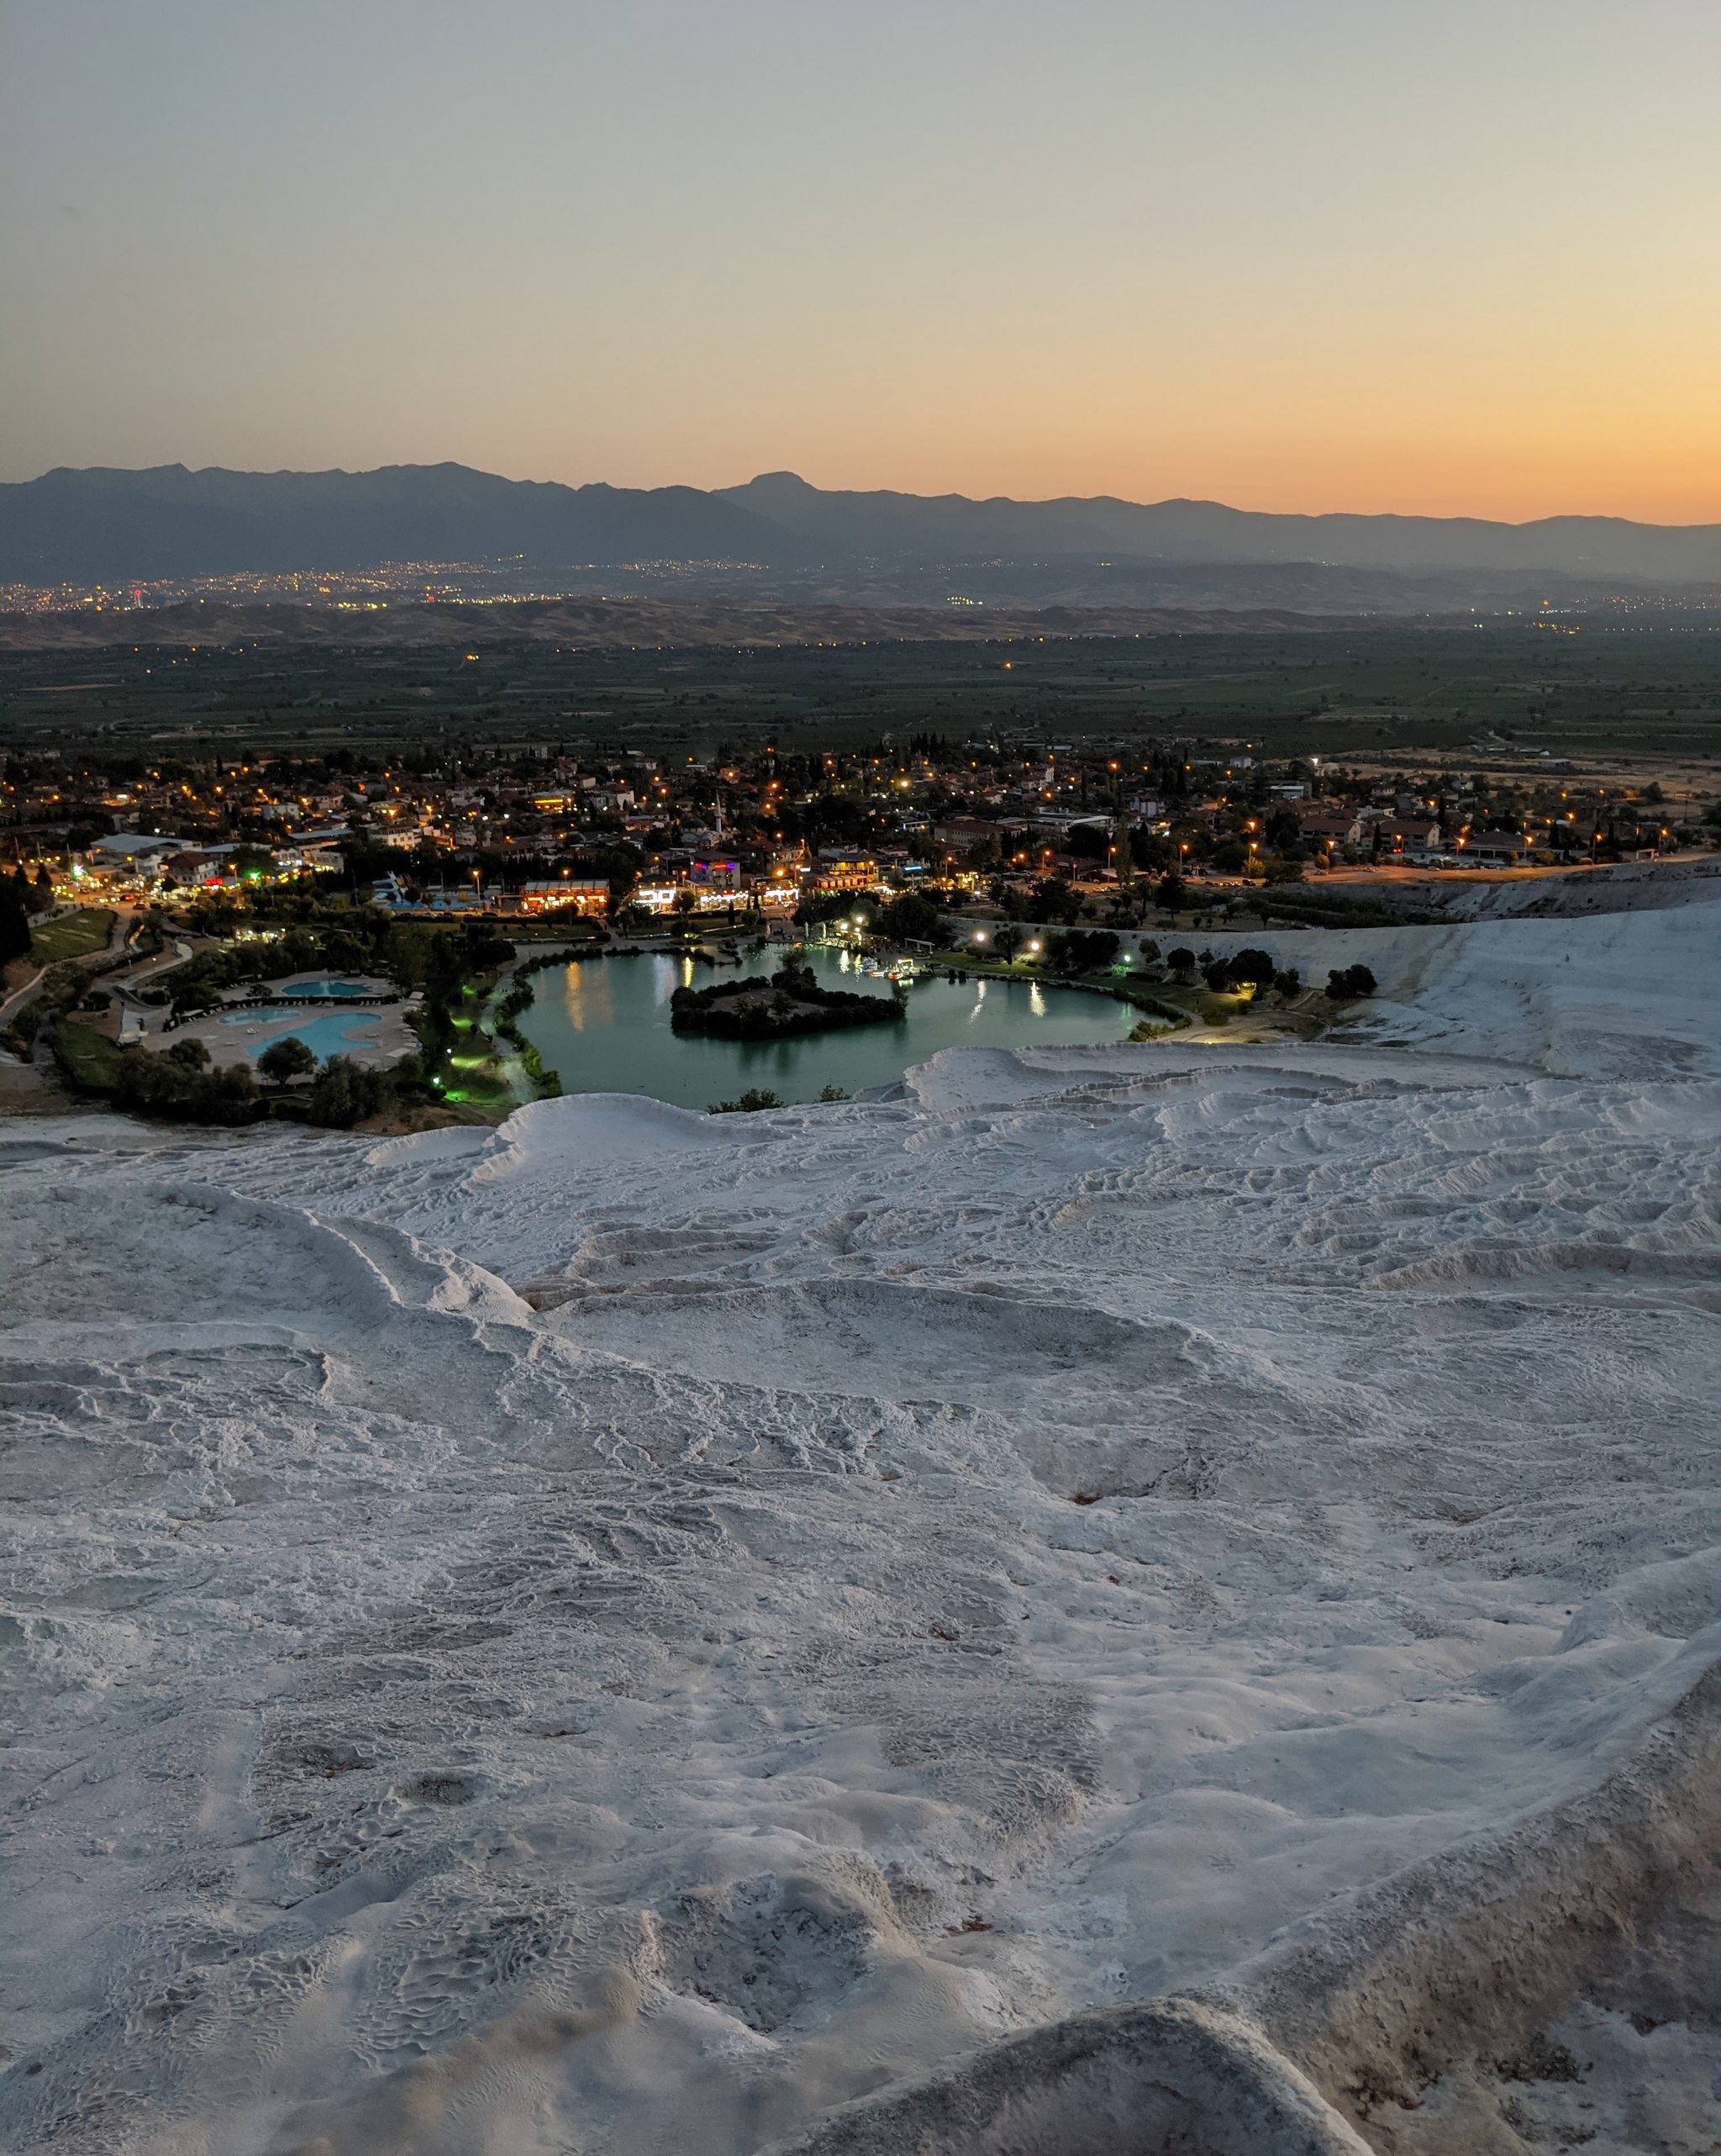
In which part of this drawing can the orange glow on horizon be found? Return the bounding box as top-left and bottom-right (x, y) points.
(8, 5), (1719, 527)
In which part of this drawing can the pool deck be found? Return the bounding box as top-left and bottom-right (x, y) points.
(136, 973), (419, 1071)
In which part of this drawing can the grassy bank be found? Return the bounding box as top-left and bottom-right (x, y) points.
(29, 909), (115, 965)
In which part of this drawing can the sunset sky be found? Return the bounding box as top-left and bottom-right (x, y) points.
(3, 0), (1718, 520)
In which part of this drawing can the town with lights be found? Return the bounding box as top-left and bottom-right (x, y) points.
(3, 609), (1716, 1128)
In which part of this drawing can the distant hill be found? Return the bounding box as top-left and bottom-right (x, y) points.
(4, 460), (1719, 591)
(0, 463), (777, 586)
(715, 471), (1721, 580)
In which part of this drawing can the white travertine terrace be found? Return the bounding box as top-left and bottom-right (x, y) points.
(2, 888), (1717, 2155)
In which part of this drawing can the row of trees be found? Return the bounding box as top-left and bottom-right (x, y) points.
(95, 1034), (402, 1127)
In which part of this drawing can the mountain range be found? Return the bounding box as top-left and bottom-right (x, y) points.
(4, 461), (1719, 599)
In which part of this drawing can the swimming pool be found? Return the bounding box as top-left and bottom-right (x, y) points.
(281, 979), (375, 998)
(228, 1012), (386, 1062)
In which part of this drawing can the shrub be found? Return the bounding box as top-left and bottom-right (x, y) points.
(1327, 963), (1378, 1000)
(307, 1056), (389, 1127)
(1273, 967), (1302, 997)
(3, 961), (94, 1058)
(709, 1088), (783, 1114)
(1166, 946), (1197, 978)
(110, 1047), (263, 1125)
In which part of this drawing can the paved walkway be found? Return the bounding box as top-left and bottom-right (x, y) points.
(0, 963), (50, 1031)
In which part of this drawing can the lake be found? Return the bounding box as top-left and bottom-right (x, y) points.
(515, 946), (1136, 1109)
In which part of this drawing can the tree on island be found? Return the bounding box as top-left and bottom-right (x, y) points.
(672, 962), (903, 1041)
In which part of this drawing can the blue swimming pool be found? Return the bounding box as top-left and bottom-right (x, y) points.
(229, 1012), (386, 1062)
(284, 979), (374, 998)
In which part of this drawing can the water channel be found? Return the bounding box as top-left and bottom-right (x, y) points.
(515, 946), (1136, 1109)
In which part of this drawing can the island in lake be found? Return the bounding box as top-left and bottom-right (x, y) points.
(671, 962), (906, 1040)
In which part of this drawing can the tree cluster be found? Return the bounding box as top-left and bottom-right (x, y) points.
(1045, 929), (1121, 975)
(671, 963), (905, 1040)
(1202, 946), (1277, 992)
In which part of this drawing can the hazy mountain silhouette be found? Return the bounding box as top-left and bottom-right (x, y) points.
(4, 460), (1718, 590)
(714, 470), (1721, 578)
(0, 463), (776, 584)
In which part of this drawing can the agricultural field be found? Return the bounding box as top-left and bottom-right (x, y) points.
(2, 603), (1718, 782)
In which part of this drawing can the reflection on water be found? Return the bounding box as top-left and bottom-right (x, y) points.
(558, 962), (613, 1033)
(517, 947), (1134, 1111)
